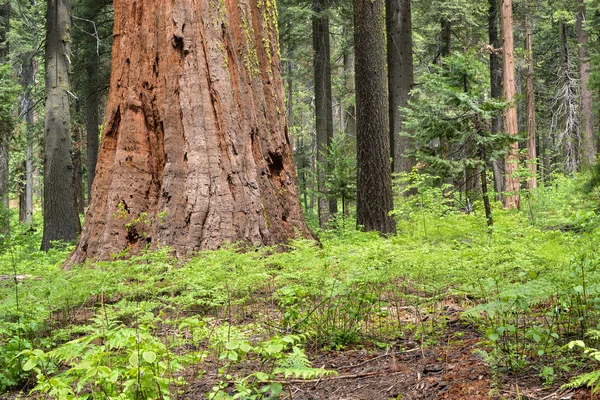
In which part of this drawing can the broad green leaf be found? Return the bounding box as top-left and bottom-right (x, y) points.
(129, 352), (139, 367)
(143, 351), (157, 364)
(22, 358), (37, 371)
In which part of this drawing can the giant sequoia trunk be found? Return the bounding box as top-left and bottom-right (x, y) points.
(387, 0), (415, 174)
(354, 0), (396, 234)
(69, 0), (312, 263)
(42, 0), (80, 250)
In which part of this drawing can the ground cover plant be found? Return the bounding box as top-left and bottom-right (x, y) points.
(3, 174), (600, 399)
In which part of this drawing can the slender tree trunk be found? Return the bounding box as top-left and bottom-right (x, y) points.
(85, 64), (100, 202)
(343, 41), (356, 142)
(559, 21), (581, 173)
(489, 0), (504, 197)
(577, 0), (595, 167)
(355, 0), (396, 234)
(387, 0), (415, 174)
(18, 162), (26, 222)
(0, 0), (10, 234)
(313, 0), (336, 227)
(524, 1), (537, 189)
(42, 0), (79, 250)
(438, 18), (451, 161)
(440, 17), (451, 59)
(501, 0), (520, 209)
(19, 51), (35, 223)
(69, 0), (313, 263)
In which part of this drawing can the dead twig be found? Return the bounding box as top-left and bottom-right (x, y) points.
(341, 348), (420, 371)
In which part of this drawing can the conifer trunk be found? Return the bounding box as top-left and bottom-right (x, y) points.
(577, 0), (595, 167)
(489, 0), (504, 197)
(313, 0), (336, 227)
(524, 1), (537, 189)
(19, 51), (35, 223)
(343, 40), (356, 142)
(42, 0), (79, 250)
(354, 0), (396, 234)
(501, 0), (520, 208)
(69, 0), (313, 263)
(0, 0), (9, 232)
(387, 0), (415, 174)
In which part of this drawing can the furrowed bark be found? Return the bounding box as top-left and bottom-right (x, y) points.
(501, 0), (520, 209)
(354, 0), (396, 234)
(69, 0), (313, 263)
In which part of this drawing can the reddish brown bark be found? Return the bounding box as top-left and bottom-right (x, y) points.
(69, 0), (313, 263)
(501, 0), (520, 209)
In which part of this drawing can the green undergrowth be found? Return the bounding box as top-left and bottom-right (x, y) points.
(3, 173), (600, 398)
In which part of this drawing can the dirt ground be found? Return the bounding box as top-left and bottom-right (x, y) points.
(2, 320), (594, 400)
(180, 320), (591, 400)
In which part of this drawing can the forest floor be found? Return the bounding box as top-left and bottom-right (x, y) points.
(177, 306), (592, 400)
(3, 175), (600, 399)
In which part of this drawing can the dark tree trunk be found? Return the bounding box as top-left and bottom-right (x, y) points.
(524, 1), (537, 189)
(69, 0), (313, 263)
(85, 64), (100, 202)
(354, 0), (396, 234)
(501, 0), (520, 209)
(440, 17), (451, 58)
(577, 0), (595, 167)
(313, 0), (336, 227)
(42, 0), (80, 251)
(0, 0), (10, 233)
(489, 0), (504, 197)
(387, 0), (415, 174)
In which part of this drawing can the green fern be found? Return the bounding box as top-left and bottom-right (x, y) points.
(562, 333), (600, 395)
(274, 346), (337, 379)
(562, 370), (600, 394)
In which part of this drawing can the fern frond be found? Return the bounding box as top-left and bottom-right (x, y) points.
(274, 346), (337, 380)
(562, 370), (600, 392)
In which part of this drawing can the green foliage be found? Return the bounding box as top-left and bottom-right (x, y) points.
(0, 63), (19, 129)
(4, 174), (600, 395)
(403, 51), (509, 183)
(562, 331), (600, 395)
(321, 133), (356, 214)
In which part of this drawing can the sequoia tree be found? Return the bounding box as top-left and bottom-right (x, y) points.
(354, 0), (396, 234)
(69, 0), (313, 263)
(42, 0), (80, 250)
